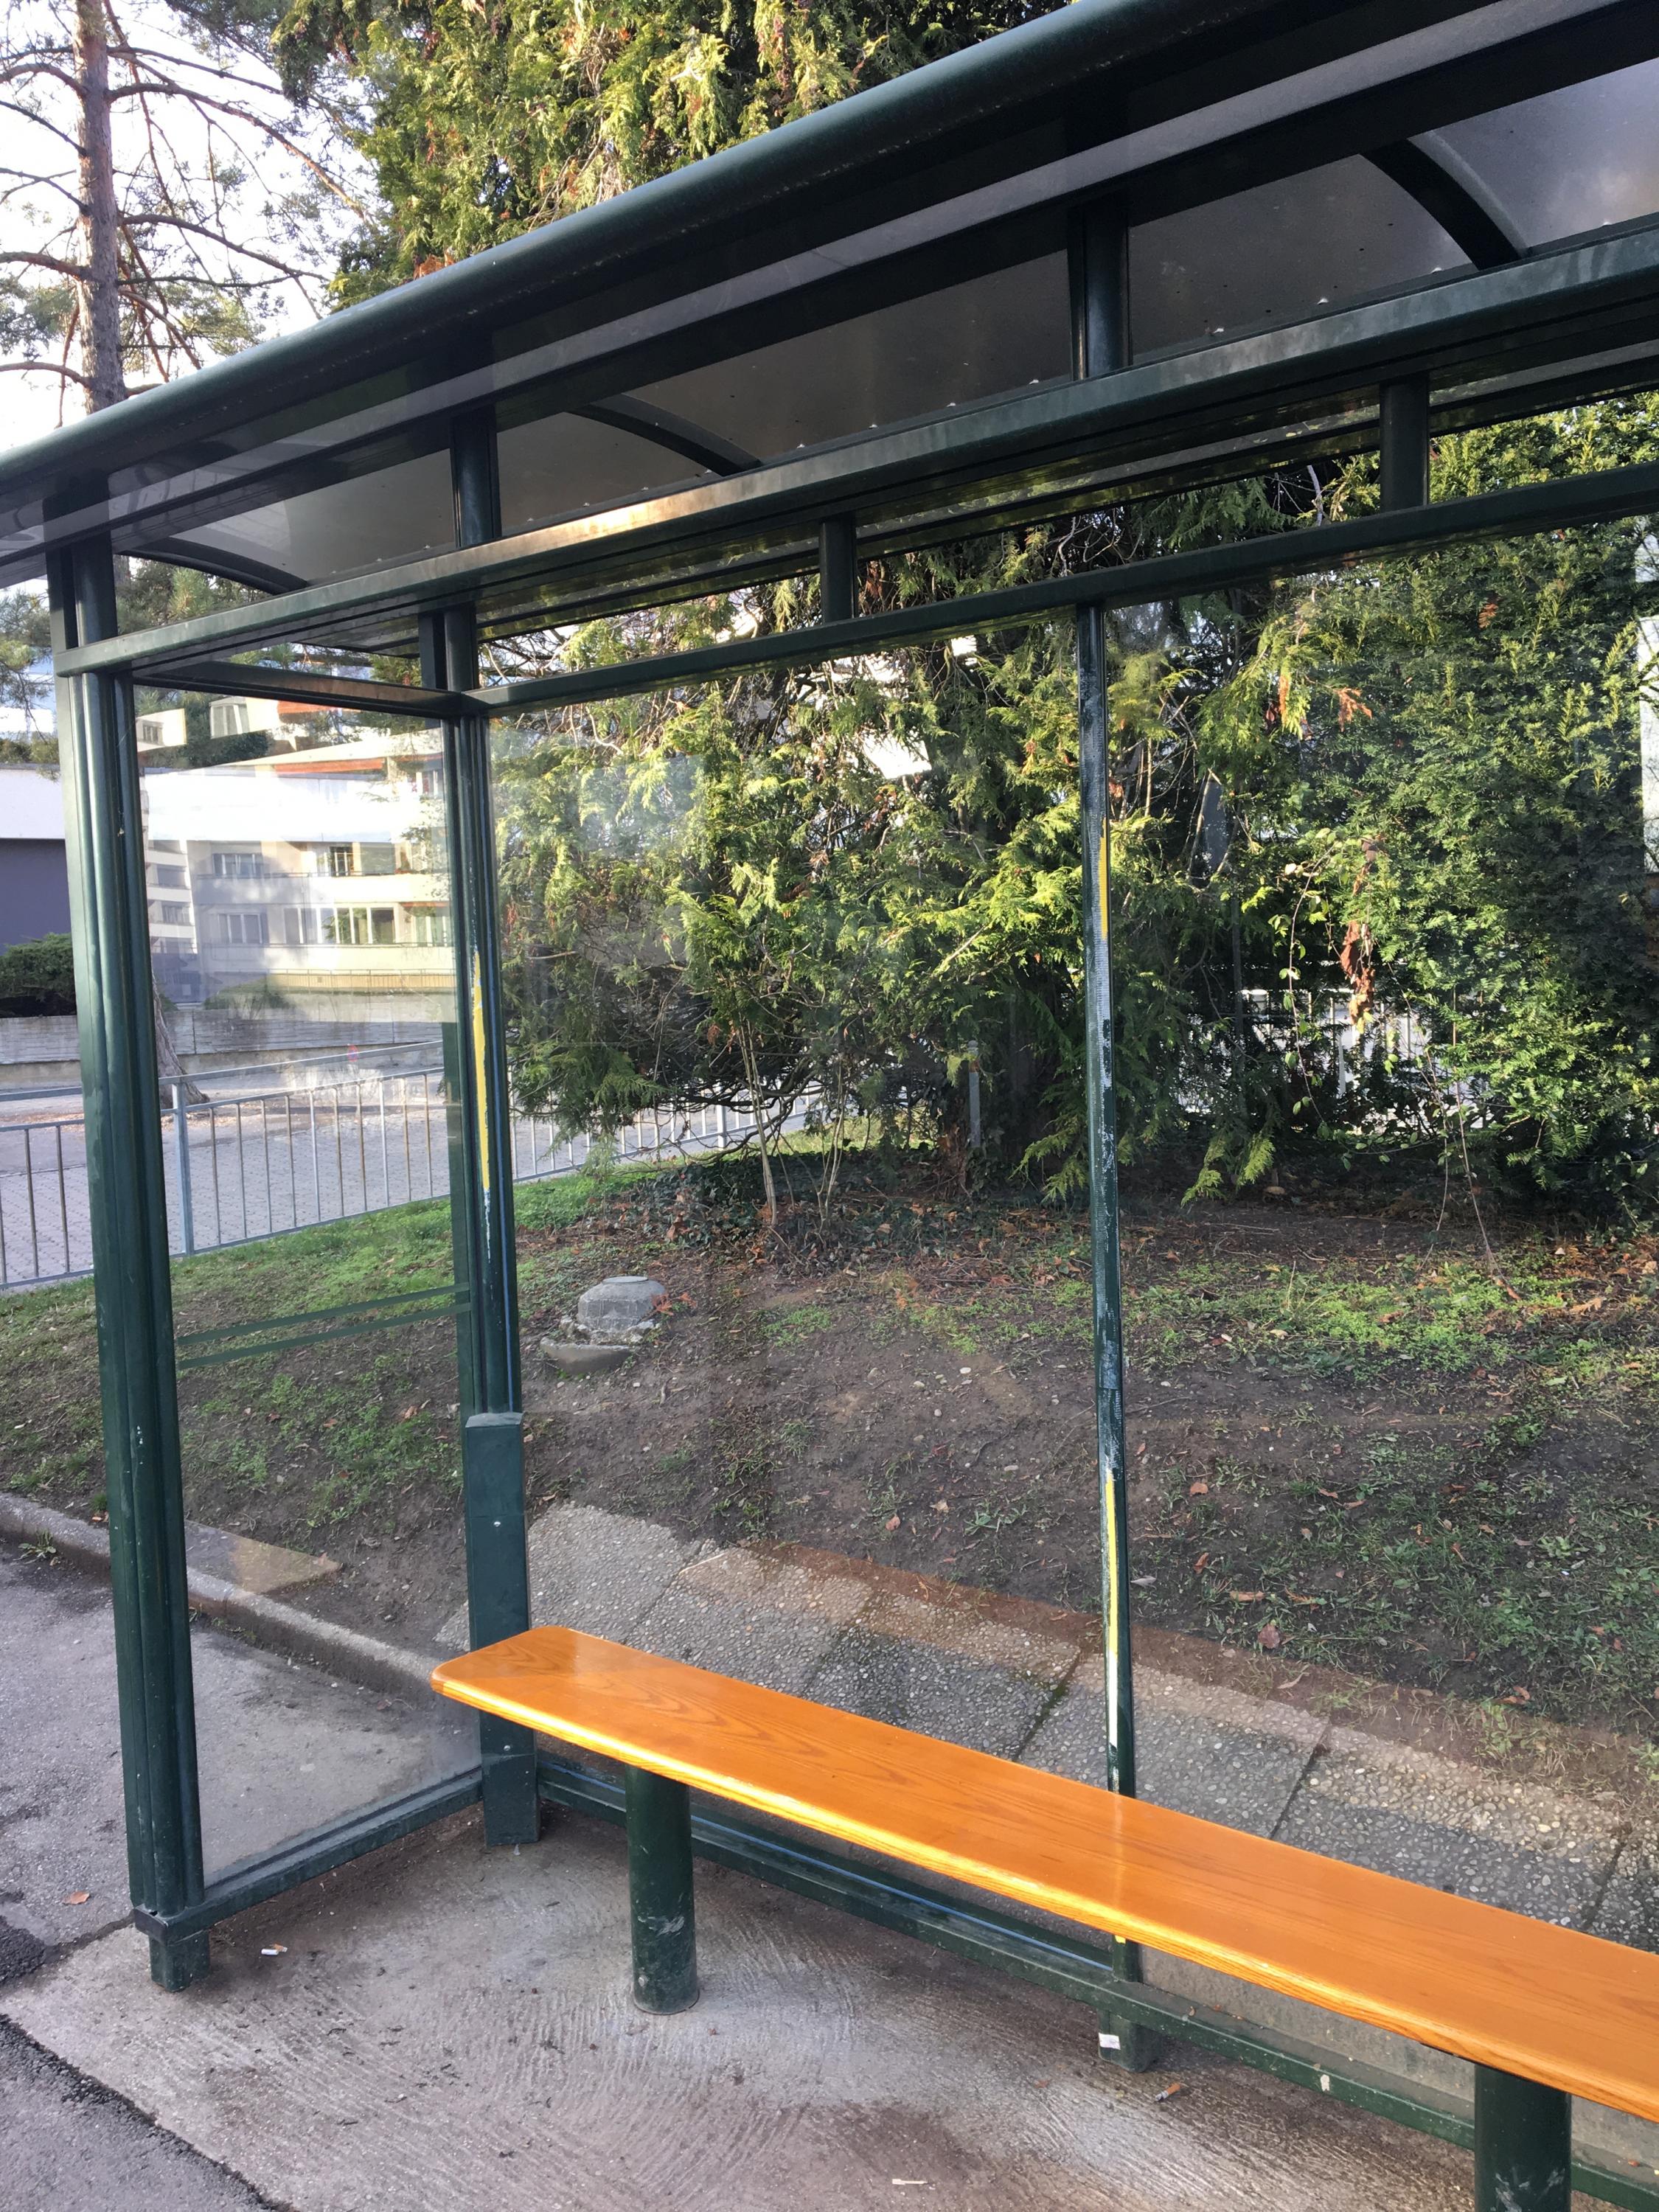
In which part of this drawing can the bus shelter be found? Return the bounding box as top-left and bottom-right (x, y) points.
(4, 0), (1659, 2197)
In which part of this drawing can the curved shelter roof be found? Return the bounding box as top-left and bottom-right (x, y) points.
(10, 0), (1659, 654)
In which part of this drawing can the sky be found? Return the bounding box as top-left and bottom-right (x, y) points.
(1, 0), (363, 456)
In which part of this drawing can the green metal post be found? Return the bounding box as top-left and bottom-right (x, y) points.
(818, 514), (858, 625)
(1070, 198), (1152, 2073)
(1474, 2067), (1572, 2212)
(625, 1766), (698, 2012)
(49, 535), (209, 1992)
(426, 406), (538, 1847)
(1380, 374), (1432, 512)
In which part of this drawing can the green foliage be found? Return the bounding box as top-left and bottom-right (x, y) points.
(303, 0), (1659, 1209)
(0, 934), (76, 1015)
(277, 0), (1044, 296)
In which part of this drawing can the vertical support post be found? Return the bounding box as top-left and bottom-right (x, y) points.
(171, 1082), (195, 1256)
(1069, 196), (1153, 2073)
(424, 406), (538, 1847)
(1473, 2067), (1571, 2212)
(50, 535), (208, 1992)
(1379, 373), (1430, 512)
(818, 514), (858, 625)
(625, 1766), (698, 2012)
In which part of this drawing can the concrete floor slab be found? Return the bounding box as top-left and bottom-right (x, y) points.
(1, 1812), (1485, 2212)
(805, 1624), (1054, 1758)
(0, 1553), (473, 1944)
(1276, 1731), (1622, 1924)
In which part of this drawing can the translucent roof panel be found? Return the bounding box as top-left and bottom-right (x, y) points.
(166, 449), (454, 591)
(628, 255), (1071, 465)
(1131, 158), (1466, 358)
(1430, 58), (1659, 250)
(497, 413), (714, 536)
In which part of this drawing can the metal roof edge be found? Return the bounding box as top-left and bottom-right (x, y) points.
(0, 0), (1317, 507)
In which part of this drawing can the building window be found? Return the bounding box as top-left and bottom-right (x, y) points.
(326, 845), (355, 877)
(213, 850), (267, 880)
(218, 911), (268, 945)
(283, 908), (320, 946)
(359, 843), (396, 877)
(152, 903), (191, 925)
(152, 863), (187, 888)
(408, 909), (452, 947)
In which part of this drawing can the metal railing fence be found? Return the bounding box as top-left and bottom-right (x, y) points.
(0, 1072), (773, 1290)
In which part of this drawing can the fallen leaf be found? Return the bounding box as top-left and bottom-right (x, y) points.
(1257, 1623), (1283, 1651)
(1188, 1479), (1208, 1496)
(1193, 1552), (1209, 1574)
(63, 1891), (90, 1905)
(1230, 1589), (1265, 1602)
(885, 1514), (901, 1531)
(1315, 1487), (1340, 1499)
(1500, 1686), (1531, 1706)
(1287, 1593), (1324, 1606)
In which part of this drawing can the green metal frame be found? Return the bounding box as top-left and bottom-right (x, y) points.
(32, 0), (1659, 2185)
(425, 408), (539, 1848)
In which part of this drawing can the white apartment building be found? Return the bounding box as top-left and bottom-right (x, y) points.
(142, 729), (453, 1005)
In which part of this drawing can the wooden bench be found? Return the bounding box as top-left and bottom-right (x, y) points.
(434, 1625), (1659, 2211)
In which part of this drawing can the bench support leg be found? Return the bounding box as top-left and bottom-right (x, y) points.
(626, 1767), (698, 2014)
(1473, 2065), (1571, 2212)
(1097, 1938), (1157, 2073)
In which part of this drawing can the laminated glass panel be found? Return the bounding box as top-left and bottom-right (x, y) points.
(1131, 159), (1466, 358)
(135, 706), (476, 1872)
(168, 448), (455, 590)
(629, 256), (1071, 464)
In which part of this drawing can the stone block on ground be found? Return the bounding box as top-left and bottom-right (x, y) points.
(437, 1502), (710, 1653)
(576, 1274), (667, 1340)
(1592, 1825), (1659, 1953)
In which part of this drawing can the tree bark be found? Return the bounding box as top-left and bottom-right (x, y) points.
(72, 0), (126, 411)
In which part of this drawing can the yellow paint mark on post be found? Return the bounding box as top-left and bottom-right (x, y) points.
(471, 951), (490, 1193)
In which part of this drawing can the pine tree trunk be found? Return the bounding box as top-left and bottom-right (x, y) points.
(73, 0), (126, 411)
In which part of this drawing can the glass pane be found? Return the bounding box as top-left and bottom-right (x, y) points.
(132, 676), (475, 1871)
(498, 413), (715, 537)
(489, 624), (1101, 1771)
(629, 254), (1070, 464)
(164, 449), (455, 591)
(1132, 158), (1464, 358)
(1433, 58), (1659, 251)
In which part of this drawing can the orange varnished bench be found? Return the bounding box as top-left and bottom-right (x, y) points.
(434, 1624), (1659, 2208)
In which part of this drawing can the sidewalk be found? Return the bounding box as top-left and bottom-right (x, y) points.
(5, 1520), (1659, 2207)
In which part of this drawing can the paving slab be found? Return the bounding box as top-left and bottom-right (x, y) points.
(1276, 1728), (1624, 1925)
(630, 1573), (849, 1693)
(804, 1622), (1055, 1758)
(1, 1812), (1484, 2212)
(1022, 1658), (1324, 1835)
(1590, 1825), (1659, 1953)
(438, 1501), (709, 1654)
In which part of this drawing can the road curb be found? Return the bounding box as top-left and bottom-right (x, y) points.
(0, 1495), (432, 1703)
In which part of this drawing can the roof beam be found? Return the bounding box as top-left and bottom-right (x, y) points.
(458, 453), (1659, 715)
(140, 658), (468, 720)
(52, 224), (1659, 681)
(1368, 139), (1523, 269)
